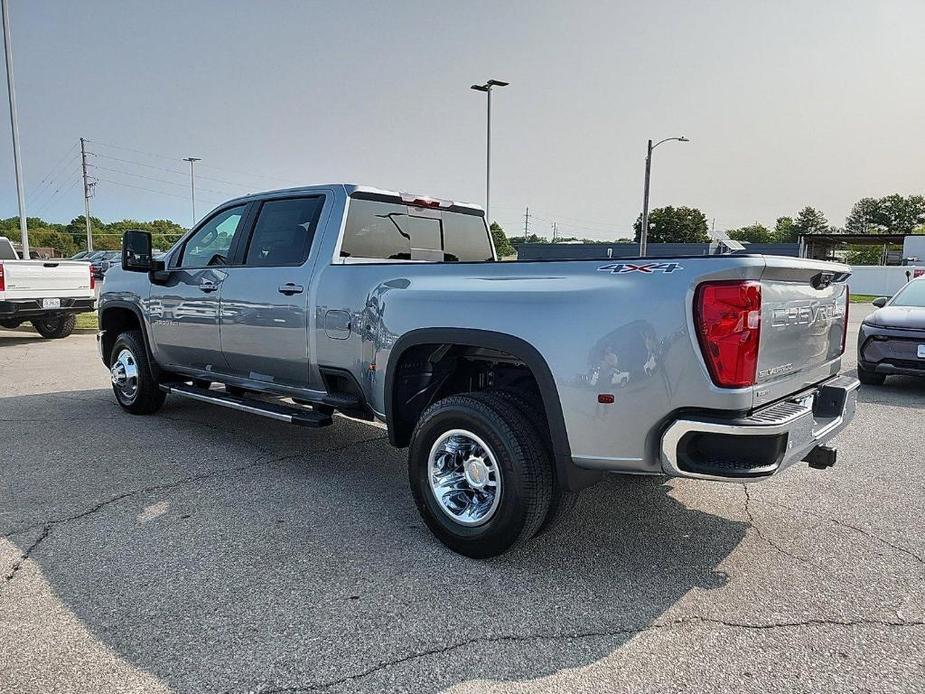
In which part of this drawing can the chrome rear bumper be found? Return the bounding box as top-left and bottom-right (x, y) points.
(660, 375), (859, 482)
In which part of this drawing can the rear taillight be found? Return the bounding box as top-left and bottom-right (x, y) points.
(89, 264), (96, 290)
(695, 280), (762, 388)
(0, 262), (5, 292)
(840, 288), (849, 355)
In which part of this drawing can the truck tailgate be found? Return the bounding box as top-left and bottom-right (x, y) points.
(755, 257), (850, 405)
(0, 260), (94, 299)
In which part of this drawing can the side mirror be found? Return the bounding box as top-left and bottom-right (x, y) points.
(122, 230), (153, 272)
(872, 297), (888, 308)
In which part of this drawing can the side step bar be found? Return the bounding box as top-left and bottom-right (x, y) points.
(159, 383), (333, 428)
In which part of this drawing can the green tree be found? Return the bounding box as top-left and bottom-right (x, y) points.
(845, 245), (883, 265)
(507, 233), (548, 245)
(772, 216), (797, 243)
(875, 194), (925, 234)
(30, 227), (77, 256)
(489, 222), (515, 257)
(844, 194), (925, 234)
(845, 197), (883, 233)
(633, 206), (709, 244)
(791, 206), (829, 236)
(728, 223), (773, 243)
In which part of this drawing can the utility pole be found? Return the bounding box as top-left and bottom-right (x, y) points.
(80, 137), (94, 251)
(552, 221), (558, 243)
(523, 206), (530, 237)
(183, 157), (201, 227)
(2, 0), (28, 258)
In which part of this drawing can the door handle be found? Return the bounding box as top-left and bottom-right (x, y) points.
(199, 279), (218, 293)
(278, 283), (304, 295)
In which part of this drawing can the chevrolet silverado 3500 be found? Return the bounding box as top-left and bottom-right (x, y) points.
(97, 185), (859, 557)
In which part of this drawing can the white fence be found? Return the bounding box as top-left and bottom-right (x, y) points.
(847, 265), (925, 296)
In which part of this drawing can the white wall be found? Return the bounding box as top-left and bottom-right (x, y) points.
(848, 265), (925, 296)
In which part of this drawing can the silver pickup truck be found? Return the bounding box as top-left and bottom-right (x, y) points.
(98, 184), (859, 557)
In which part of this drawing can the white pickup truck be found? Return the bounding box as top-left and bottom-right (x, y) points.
(0, 236), (96, 339)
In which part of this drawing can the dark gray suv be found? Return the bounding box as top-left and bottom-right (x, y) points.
(857, 278), (925, 385)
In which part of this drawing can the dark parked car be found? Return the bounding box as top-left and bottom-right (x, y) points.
(857, 278), (925, 385)
(90, 251), (121, 280)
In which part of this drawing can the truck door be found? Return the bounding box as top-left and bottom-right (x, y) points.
(148, 205), (248, 371)
(218, 195), (325, 389)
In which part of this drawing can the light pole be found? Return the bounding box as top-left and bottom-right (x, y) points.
(2, 0), (28, 258)
(470, 79), (508, 225)
(639, 136), (689, 256)
(183, 157), (201, 227)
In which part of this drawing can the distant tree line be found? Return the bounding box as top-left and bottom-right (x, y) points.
(0, 215), (186, 256)
(492, 192), (925, 256)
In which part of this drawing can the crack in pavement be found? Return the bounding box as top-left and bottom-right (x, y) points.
(759, 498), (925, 566)
(1, 433), (388, 587)
(255, 614), (925, 693)
(741, 484), (809, 564)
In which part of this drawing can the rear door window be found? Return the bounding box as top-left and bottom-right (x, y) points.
(244, 197), (324, 267)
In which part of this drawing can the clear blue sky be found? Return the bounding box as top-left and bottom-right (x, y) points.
(1, 0), (923, 238)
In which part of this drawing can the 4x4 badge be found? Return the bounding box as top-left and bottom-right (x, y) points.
(597, 262), (683, 274)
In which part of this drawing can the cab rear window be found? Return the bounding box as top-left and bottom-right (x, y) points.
(340, 199), (493, 262)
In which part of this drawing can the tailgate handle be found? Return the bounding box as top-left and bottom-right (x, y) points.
(810, 271), (834, 290)
(278, 283), (304, 295)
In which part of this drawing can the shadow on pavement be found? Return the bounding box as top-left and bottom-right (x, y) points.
(2, 388), (747, 692)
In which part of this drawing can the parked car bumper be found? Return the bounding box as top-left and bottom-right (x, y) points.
(0, 297), (95, 320)
(858, 322), (925, 377)
(659, 374), (860, 482)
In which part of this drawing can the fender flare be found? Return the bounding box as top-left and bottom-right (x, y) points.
(98, 300), (159, 376)
(384, 327), (601, 491)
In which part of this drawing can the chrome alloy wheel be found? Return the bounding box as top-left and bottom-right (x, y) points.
(110, 348), (140, 402)
(428, 429), (502, 526)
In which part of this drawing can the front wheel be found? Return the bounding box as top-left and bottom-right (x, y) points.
(0, 319), (21, 330)
(110, 330), (166, 414)
(32, 314), (76, 339)
(409, 393), (552, 558)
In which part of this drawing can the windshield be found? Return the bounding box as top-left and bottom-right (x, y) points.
(341, 198), (494, 262)
(890, 280), (925, 308)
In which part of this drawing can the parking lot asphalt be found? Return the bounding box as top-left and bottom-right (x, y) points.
(1, 306), (923, 693)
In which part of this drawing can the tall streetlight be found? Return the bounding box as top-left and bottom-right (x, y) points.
(639, 136), (689, 256)
(470, 79), (508, 225)
(2, 0), (28, 258)
(183, 156), (201, 227)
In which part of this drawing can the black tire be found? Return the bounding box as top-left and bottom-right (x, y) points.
(858, 367), (885, 386)
(31, 314), (76, 339)
(491, 389), (579, 535)
(0, 319), (21, 329)
(110, 330), (166, 415)
(409, 392), (552, 558)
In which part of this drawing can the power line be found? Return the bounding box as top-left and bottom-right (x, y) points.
(90, 151), (255, 189)
(86, 137), (295, 187)
(32, 177), (81, 216)
(94, 176), (222, 205)
(26, 144), (79, 201)
(29, 157), (81, 209)
(89, 163), (239, 197)
(31, 161), (82, 213)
